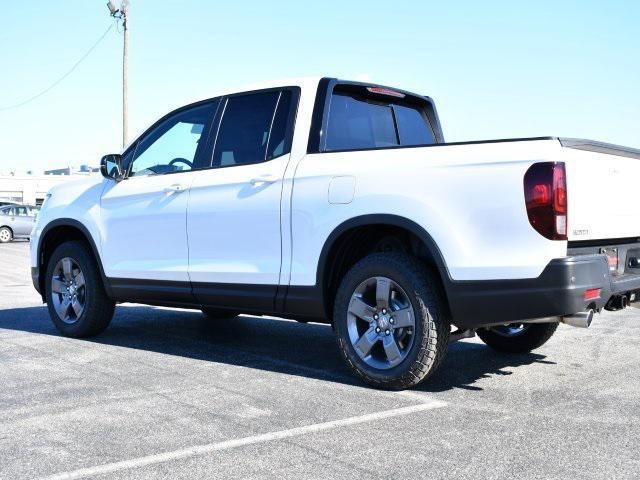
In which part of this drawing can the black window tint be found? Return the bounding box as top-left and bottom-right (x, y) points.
(213, 92), (280, 167)
(266, 91), (293, 160)
(325, 94), (398, 151)
(394, 104), (436, 146)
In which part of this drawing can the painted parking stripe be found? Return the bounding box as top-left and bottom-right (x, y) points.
(42, 399), (446, 480)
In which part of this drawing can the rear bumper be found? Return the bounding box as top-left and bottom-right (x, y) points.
(448, 254), (640, 329)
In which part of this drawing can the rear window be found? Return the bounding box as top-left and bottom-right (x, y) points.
(394, 104), (436, 146)
(325, 94), (397, 151)
(325, 90), (435, 151)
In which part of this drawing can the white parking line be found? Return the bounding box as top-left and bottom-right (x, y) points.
(42, 399), (446, 480)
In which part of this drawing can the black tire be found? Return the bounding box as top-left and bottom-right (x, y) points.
(0, 226), (13, 243)
(201, 308), (239, 320)
(45, 240), (115, 338)
(334, 252), (450, 390)
(476, 322), (559, 353)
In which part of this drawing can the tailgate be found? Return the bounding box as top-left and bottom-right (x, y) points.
(560, 138), (640, 241)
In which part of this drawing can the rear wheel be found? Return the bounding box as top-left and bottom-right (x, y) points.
(476, 322), (558, 353)
(0, 227), (12, 243)
(334, 252), (450, 390)
(45, 241), (115, 337)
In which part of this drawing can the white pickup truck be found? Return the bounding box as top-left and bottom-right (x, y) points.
(30, 77), (640, 389)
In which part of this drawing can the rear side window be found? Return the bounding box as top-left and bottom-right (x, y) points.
(324, 90), (436, 151)
(213, 90), (295, 167)
(266, 91), (293, 160)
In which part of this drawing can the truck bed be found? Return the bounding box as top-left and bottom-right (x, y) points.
(428, 135), (640, 243)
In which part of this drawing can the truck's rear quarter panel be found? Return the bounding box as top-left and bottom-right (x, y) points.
(291, 139), (568, 285)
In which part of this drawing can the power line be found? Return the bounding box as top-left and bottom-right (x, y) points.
(0, 23), (115, 112)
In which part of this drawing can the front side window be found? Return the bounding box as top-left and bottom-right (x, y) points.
(128, 103), (214, 177)
(14, 206), (29, 216)
(212, 91), (287, 167)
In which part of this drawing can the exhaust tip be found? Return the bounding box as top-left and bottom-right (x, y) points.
(561, 309), (594, 328)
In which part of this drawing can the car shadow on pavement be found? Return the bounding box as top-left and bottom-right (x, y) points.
(0, 305), (555, 392)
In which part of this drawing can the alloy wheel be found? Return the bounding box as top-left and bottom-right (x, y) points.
(346, 276), (416, 370)
(50, 257), (86, 324)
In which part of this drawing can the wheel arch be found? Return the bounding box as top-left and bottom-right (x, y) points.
(315, 214), (454, 320)
(37, 219), (112, 299)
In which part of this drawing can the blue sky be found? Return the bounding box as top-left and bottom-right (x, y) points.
(1, 0), (638, 172)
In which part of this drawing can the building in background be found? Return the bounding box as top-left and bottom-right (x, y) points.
(0, 166), (99, 205)
(44, 164), (100, 176)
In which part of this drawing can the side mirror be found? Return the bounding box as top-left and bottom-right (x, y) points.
(100, 154), (124, 181)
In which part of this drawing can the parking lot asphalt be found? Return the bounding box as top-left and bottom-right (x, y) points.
(1, 240), (639, 479)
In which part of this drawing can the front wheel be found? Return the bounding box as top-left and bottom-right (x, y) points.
(334, 252), (450, 390)
(476, 322), (559, 353)
(45, 241), (115, 338)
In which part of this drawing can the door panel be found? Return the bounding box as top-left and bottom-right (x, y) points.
(101, 173), (195, 281)
(188, 155), (290, 285)
(100, 102), (215, 283)
(187, 89), (298, 309)
(10, 207), (33, 236)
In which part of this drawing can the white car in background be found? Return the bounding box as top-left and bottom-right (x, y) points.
(29, 77), (640, 389)
(0, 205), (39, 243)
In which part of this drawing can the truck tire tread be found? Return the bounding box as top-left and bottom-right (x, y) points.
(45, 240), (115, 338)
(334, 252), (450, 390)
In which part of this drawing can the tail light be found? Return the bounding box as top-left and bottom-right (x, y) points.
(523, 162), (567, 240)
(583, 288), (601, 301)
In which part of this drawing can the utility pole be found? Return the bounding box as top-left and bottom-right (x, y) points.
(121, 1), (129, 147)
(107, 1), (129, 147)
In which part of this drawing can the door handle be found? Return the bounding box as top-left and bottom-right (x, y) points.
(163, 184), (187, 193)
(249, 174), (277, 185)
